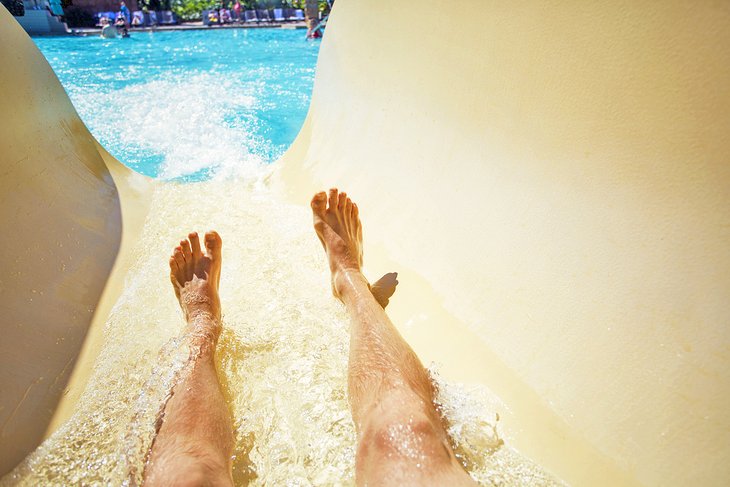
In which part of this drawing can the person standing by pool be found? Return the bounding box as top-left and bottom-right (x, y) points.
(233, 0), (242, 23)
(119, 0), (130, 25)
(142, 190), (476, 486)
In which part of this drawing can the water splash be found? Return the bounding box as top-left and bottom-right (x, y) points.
(33, 29), (318, 180)
(1, 180), (563, 486)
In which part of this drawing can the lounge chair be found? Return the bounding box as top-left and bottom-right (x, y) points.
(243, 10), (258, 22)
(257, 9), (271, 23)
(160, 10), (175, 24)
(131, 11), (145, 26)
(294, 9), (304, 21)
(147, 10), (158, 25)
(273, 8), (285, 22)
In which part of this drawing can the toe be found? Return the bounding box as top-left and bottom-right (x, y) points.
(180, 240), (193, 279)
(173, 247), (186, 282)
(204, 230), (222, 261)
(344, 197), (353, 231)
(328, 188), (338, 210)
(337, 192), (347, 211)
(169, 256), (179, 286)
(189, 232), (203, 260)
(181, 239), (192, 260)
(345, 197), (353, 218)
(311, 191), (327, 217)
(173, 246), (184, 265)
(204, 230), (222, 285)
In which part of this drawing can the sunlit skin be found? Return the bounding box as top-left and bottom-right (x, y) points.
(311, 189), (476, 486)
(144, 231), (234, 487)
(143, 190), (470, 485)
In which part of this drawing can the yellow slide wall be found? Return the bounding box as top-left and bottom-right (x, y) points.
(276, 1), (730, 486)
(1, 0), (729, 485)
(0, 5), (152, 475)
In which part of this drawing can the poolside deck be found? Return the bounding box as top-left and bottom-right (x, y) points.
(68, 21), (308, 36)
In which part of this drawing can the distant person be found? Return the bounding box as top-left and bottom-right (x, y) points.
(307, 25), (323, 39)
(142, 190), (477, 487)
(100, 17), (117, 38)
(119, 0), (130, 24)
(233, 0), (241, 22)
(220, 8), (232, 23)
(115, 14), (129, 37)
(207, 9), (219, 24)
(131, 13), (142, 27)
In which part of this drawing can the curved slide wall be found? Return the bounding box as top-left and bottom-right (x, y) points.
(0, 6), (152, 475)
(0, 1), (728, 486)
(276, 1), (730, 486)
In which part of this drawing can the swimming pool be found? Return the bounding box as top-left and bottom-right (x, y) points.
(33, 28), (320, 180)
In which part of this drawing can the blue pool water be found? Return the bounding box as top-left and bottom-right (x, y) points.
(34, 29), (320, 180)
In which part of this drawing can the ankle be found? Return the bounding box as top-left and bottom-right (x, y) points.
(333, 268), (369, 300)
(185, 312), (222, 349)
(186, 307), (220, 324)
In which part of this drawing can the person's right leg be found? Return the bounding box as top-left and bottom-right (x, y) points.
(144, 231), (234, 487)
(311, 189), (476, 486)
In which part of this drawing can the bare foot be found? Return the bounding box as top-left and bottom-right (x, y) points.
(311, 188), (365, 299)
(169, 231), (223, 346)
(371, 272), (399, 308)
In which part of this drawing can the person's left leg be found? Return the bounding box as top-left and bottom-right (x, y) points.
(310, 189), (476, 486)
(143, 231), (234, 487)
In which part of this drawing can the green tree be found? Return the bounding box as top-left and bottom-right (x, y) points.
(169, 0), (327, 22)
(171, 0), (218, 21)
(284, 0), (329, 14)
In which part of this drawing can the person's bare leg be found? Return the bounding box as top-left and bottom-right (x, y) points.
(144, 231), (234, 487)
(311, 189), (476, 486)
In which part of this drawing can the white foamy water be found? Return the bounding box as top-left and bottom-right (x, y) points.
(34, 29), (318, 181)
(1, 175), (563, 486)
(69, 73), (269, 181)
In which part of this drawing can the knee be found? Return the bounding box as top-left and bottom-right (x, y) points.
(170, 468), (209, 487)
(145, 452), (232, 487)
(161, 466), (232, 487)
(357, 413), (452, 467)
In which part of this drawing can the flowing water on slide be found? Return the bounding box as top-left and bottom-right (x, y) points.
(1, 174), (562, 486)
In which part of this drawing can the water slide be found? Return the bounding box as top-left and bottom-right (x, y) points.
(1, 1), (729, 485)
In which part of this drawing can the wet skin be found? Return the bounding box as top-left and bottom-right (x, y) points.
(144, 189), (472, 486)
(311, 189), (476, 486)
